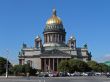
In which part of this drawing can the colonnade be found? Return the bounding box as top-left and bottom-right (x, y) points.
(44, 33), (65, 43)
(41, 58), (68, 72)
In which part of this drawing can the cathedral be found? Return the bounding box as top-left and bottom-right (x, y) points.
(18, 9), (92, 72)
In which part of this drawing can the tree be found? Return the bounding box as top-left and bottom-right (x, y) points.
(24, 64), (37, 76)
(87, 61), (99, 72)
(58, 60), (70, 72)
(98, 63), (108, 72)
(107, 66), (110, 72)
(12, 64), (37, 76)
(12, 64), (25, 75)
(69, 59), (89, 73)
(0, 57), (12, 75)
(58, 59), (90, 73)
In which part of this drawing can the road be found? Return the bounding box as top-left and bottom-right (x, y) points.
(0, 76), (110, 82)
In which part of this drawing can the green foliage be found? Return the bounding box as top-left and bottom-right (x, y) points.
(87, 61), (99, 72)
(12, 65), (25, 75)
(12, 64), (37, 76)
(0, 57), (12, 75)
(69, 59), (78, 73)
(58, 59), (90, 73)
(98, 63), (108, 72)
(69, 59), (89, 72)
(58, 60), (69, 72)
(58, 59), (109, 73)
(86, 61), (109, 72)
(108, 66), (110, 72)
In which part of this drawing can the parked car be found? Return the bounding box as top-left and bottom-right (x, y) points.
(95, 72), (101, 76)
(106, 72), (110, 77)
(81, 72), (88, 76)
(67, 72), (71, 76)
(59, 72), (68, 77)
(48, 73), (54, 77)
(38, 72), (49, 77)
(70, 72), (81, 76)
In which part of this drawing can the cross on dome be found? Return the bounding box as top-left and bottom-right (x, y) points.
(52, 8), (57, 16)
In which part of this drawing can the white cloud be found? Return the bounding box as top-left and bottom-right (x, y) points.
(103, 54), (110, 61)
(93, 54), (110, 63)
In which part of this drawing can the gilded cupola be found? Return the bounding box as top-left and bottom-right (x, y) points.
(46, 9), (62, 25)
(44, 9), (65, 32)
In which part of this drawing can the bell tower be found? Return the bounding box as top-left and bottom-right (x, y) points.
(68, 35), (76, 49)
(34, 35), (42, 48)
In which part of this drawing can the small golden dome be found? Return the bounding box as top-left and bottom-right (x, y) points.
(46, 9), (62, 25)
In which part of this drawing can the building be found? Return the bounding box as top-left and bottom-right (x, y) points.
(104, 61), (110, 66)
(18, 9), (92, 72)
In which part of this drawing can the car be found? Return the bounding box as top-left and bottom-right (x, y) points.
(106, 72), (110, 77)
(38, 72), (49, 77)
(70, 73), (75, 76)
(67, 72), (71, 76)
(70, 72), (81, 76)
(59, 72), (68, 77)
(95, 72), (101, 76)
(48, 73), (54, 77)
(81, 72), (88, 76)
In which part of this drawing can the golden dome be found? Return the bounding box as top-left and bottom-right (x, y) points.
(46, 9), (62, 25)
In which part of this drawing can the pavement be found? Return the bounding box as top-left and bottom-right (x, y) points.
(0, 76), (110, 82)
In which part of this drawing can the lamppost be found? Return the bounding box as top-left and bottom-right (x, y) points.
(6, 50), (9, 78)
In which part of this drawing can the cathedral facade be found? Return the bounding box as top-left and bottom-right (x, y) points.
(18, 9), (92, 72)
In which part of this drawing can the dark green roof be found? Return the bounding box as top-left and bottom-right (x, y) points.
(104, 61), (110, 66)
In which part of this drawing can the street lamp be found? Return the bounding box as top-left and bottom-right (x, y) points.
(6, 50), (9, 78)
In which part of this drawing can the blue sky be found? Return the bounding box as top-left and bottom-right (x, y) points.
(0, 0), (110, 64)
